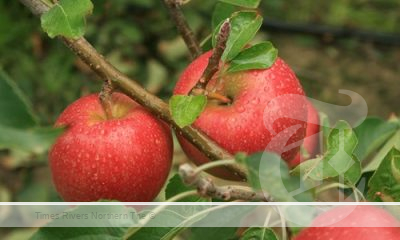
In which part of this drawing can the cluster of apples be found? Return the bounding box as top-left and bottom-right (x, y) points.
(49, 48), (400, 239)
(49, 50), (319, 201)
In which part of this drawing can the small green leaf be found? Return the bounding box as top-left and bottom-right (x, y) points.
(165, 174), (206, 202)
(241, 152), (313, 202)
(0, 71), (37, 129)
(41, 0), (93, 38)
(227, 42), (278, 73)
(292, 121), (361, 185)
(367, 147), (400, 202)
(363, 130), (400, 173)
(212, 2), (236, 30)
(354, 117), (398, 161)
(169, 95), (207, 128)
(240, 227), (278, 240)
(212, 11), (263, 61)
(219, 0), (261, 8)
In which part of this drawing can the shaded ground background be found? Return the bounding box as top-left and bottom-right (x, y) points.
(0, 0), (399, 238)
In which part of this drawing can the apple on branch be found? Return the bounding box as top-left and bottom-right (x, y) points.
(174, 50), (308, 180)
(49, 93), (173, 202)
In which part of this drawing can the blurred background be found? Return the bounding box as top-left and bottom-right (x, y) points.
(0, 0), (399, 238)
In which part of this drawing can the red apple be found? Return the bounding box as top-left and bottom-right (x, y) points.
(49, 93), (173, 202)
(174, 51), (308, 180)
(294, 205), (400, 240)
(289, 101), (320, 167)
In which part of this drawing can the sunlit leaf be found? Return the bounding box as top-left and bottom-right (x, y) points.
(41, 0), (93, 38)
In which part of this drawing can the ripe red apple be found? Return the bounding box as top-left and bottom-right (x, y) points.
(294, 205), (400, 240)
(174, 51), (308, 180)
(49, 93), (173, 202)
(289, 101), (320, 167)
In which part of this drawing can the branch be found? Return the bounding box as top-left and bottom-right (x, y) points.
(20, 0), (247, 181)
(179, 163), (272, 201)
(192, 20), (230, 91)
(190, 20), (231, 104)
(163, 0), (202, 59)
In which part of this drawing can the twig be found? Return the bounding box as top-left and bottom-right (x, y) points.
(163, 0), (202, 59)
(19, 0), (247, 181)
(179, 163), (272, 201)
(190, 20), (231, 96)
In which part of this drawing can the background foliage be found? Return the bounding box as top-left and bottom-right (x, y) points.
(0, 0), (399, 239)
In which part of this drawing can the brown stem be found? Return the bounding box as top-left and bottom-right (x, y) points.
(20, 0), (247, 181)
(189, 20), (231, 97)
(163, 0), (202, 59)
(99, 79), (113, 119)
(179, 163), (272, 201)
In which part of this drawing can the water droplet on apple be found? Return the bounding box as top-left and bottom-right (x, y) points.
(236, 106), (245, 113)
(251, 98), (260, 104)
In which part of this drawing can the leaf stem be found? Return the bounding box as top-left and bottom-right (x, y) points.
(193, 159), (236, 175)
(123, 190), (198, 239)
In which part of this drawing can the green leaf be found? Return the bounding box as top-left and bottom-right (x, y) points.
(0, 71), (63, 163)
(212, 11), (263, 61)
(227, 42), (278, 73)
(30, 205), (137, 240)
(191, 228), (237, 240)
(169, 95), (207, 128)
(354, 117), (398, 161)
(165, 174), (206, 202)
(0, 126), (63, 156)
(0, 71), (37, 129)
(291, 121), (361, 185)
(367, 147), (400, 202)
(240, 227), (278, 240)
(41, 0), (93, 38)
(212, 2), (236, 30)
(363, 130), (400, 173)
(219, 0), (261, 8)
(239, 152), (313, 202)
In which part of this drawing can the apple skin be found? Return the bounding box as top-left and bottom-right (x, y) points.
(289, 101), (320, 167)
(49, 93), (173, 202)
(174, 51), (307, 180)
(294, 205), (400, 240)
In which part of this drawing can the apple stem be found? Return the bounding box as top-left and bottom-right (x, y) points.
(179, 163), (272, 202)
(163, 0), (202, 59)
(99, 79), (114, 120)
(190, 20), (231, 97)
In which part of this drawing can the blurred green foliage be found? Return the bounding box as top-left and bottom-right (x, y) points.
(0, 0), (399, 205)
(0, 0), (399, 238)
